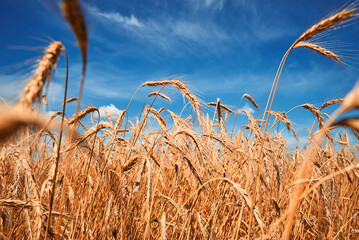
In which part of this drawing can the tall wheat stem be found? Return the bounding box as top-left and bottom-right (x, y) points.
(44, 48), (69, 240)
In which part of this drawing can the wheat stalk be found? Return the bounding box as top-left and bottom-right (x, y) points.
(161, 212), (167, 240)
(61, 0), (88, 112)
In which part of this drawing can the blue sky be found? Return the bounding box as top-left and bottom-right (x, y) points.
(1, 0), (359, 147)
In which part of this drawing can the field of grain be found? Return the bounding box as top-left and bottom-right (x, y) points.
(1, 1), (359, 239)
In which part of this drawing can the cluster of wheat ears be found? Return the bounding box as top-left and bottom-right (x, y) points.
(1, 0), (359, 239)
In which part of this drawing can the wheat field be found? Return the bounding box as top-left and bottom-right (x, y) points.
(1, 1), (359, 239)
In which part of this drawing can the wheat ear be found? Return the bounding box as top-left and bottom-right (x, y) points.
(142, 79), (202, 125)
(243, 93), (259, 109)
(148, 92), (172, 102)
(300, 104), (325, 129)
(293, 42), (340, 62)
(295, 8), (356, 44)
(208, 102), (234, 113)
(320, 99), (344, 110)
(67, 106), (99, 125)
(17, 42), (63, 110)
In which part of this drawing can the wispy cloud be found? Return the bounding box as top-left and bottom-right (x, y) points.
(86, 5), (230, 53)
(87, 6), (142, 28)
(187, 0), (226, 11)
(84, 1), (299, 58)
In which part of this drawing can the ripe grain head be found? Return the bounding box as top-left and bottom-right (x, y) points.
(17, 41), (63, 110)
(295, 8), (357, 44)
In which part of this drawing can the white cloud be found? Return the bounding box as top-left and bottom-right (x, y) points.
(239, 103), (255, 115)
(99, 104), (123, 120)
